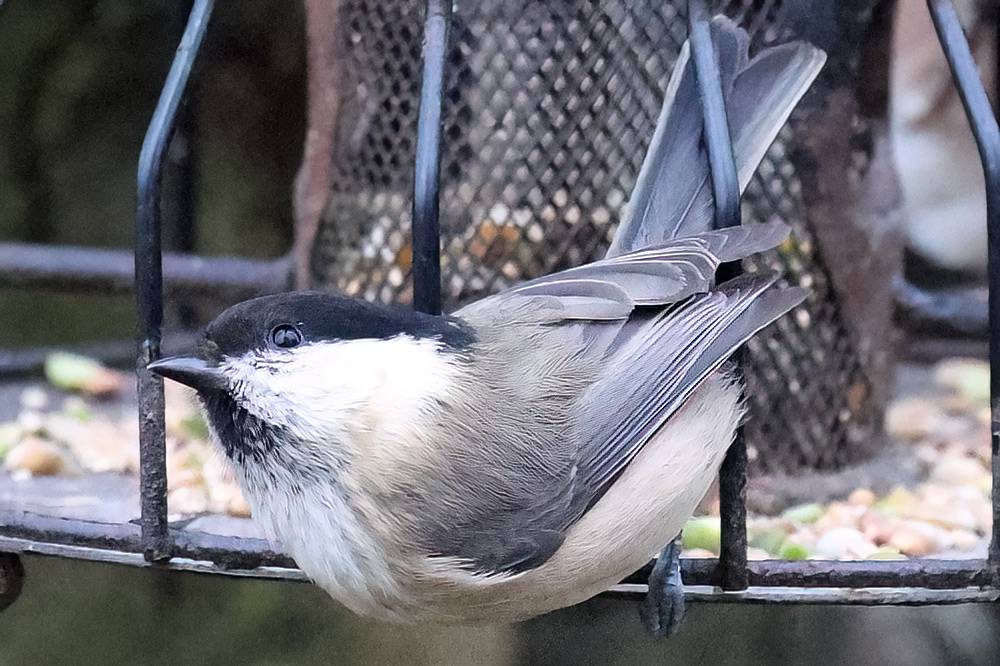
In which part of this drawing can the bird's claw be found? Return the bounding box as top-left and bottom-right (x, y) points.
(640, 535), (686, 638)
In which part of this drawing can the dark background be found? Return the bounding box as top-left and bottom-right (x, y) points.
(0, 0), (300, 349)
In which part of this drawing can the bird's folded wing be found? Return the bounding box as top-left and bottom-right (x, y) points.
(443, 271), (804, 577)
(572, 272), (806, 507)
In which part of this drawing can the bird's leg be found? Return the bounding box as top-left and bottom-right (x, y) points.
(640, 534), (685, 637)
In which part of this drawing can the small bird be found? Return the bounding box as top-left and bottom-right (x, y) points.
(151, 17), (824, 635)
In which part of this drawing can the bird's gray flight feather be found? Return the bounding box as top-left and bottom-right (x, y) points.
(459, 220), (791, 323)
(607, 17), (825, 256)
(574, 273), (806, 498)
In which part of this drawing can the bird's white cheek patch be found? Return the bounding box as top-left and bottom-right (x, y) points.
(221, 336), (462, 444)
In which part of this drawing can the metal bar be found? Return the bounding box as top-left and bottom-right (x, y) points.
(608, 584), (1000, 606)
(411, 0), (451, 315)
(927, 0), (1000, 588)
(628, 557), (994, 589)
(2, 511), (996, 604)
(687, 0), (748, 592)
(1, 537), (306, 583)
(0, 243), (287, 297)
(134, 0), (214, 562)
(0, 511), (294, 570)
(688, 2), (741, 232)
(6, 530), (995, 606)
(0, 509), (991, 588)
(715, 417), (749, 589)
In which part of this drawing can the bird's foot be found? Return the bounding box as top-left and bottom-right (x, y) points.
(640, 535), (686, 638)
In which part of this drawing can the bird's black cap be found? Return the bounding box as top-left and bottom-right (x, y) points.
(203, 291), (476, 360)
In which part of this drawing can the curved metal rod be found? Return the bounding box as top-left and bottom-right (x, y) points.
(412, 0), (451, 315)
(926, 0), (1000, 587)
(688, 2), (741, 232)
(134, 0), (214, 562)
(688, 0), (748, 593)
(2, 508), (995, 604)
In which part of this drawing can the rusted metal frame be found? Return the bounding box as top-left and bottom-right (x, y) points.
(0, 510), (990, 588)
(134, 0), (214, 562)
(687, 0), (749, 592)
(647, 557), (993, 590)
(2, 510), (996, 604)
(411, 0), (451, 316)
(926, 0), (1000, 589)
(607, 585), (1000, 606)
(0, 510), (294, 570)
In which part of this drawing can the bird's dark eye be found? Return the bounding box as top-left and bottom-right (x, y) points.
(270, 324), (303, 349)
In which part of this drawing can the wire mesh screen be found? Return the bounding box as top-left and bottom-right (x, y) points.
(311, 0), (889, 474)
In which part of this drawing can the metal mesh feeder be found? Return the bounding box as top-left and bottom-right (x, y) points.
(311, 0), (897, 477)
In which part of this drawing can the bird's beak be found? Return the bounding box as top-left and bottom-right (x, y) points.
(147, 356), (227, 393)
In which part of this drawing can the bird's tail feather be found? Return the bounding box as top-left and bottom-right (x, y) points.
(606, 16), (825, 257)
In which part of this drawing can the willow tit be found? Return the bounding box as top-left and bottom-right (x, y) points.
(151, 18), (824, 633)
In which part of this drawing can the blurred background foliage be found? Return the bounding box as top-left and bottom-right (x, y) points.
(0, 1), (999, 664)
(0, 0), (302, 347)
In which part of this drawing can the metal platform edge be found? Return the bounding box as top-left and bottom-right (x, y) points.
(2, 533), (996, 606)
